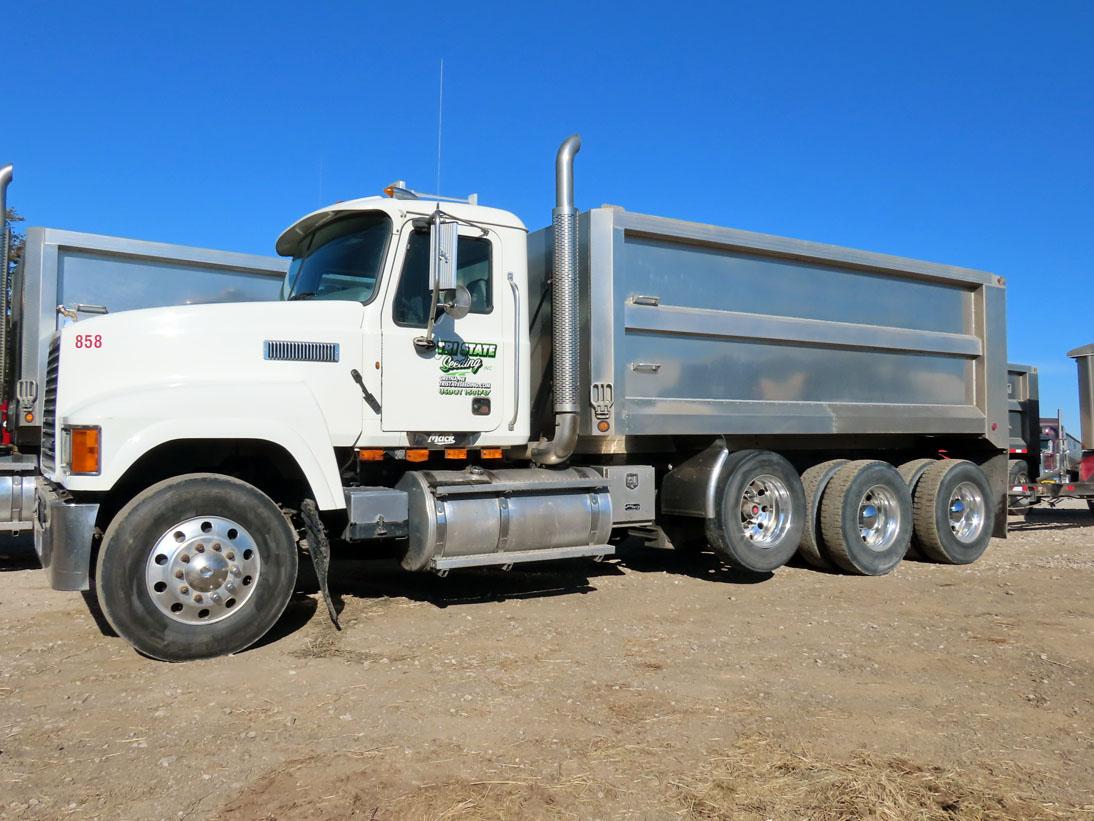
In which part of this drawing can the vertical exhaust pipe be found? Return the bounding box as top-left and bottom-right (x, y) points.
(531, 135), (581, 465)
(0, 164), (13, 404)
(0, 164), (11, 279)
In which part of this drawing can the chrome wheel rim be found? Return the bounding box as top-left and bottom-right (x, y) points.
(948, 481), (985, 543)
(145, 516), (261, 625)
(858, 485), (900, 551)
(739, 474), (793, 547)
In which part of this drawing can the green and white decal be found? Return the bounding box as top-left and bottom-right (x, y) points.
(437, 339), (497, 397)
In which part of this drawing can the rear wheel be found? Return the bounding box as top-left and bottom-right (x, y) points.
(1007, 459), (1032, 511)
(820, 460), (912, 576)
(898, 458), (936, 557)
(707, 450), (805, 573)
(797, 459), (848, 569)
(911, 460), (993, 564)
(96, 473), (299, 661)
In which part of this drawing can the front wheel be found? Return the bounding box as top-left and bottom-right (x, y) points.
(95, 474), (299, 661)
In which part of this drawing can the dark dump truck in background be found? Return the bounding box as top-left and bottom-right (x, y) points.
(0, 163), (287, 533)
(1008, 348), (1094, 514)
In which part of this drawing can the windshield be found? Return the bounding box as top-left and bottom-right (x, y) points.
(284, 211), (391, 302)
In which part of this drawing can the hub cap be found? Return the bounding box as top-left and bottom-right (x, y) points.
(858, 485), (900, 551)
(948, 481), (985, 543)
(739, 474), (793, 547)
(145, 516), (261, 625)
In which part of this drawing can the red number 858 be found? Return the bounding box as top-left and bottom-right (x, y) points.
(74, 334), (102, 349)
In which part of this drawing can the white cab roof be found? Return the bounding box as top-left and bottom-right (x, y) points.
(275, 195), (526, 257)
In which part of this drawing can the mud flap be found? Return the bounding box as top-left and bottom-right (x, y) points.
(301, 499), (340, 630)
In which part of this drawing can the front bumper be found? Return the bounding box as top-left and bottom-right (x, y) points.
(33, 478), (99, 591)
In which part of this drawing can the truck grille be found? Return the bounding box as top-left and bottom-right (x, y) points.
(40, 337), (60, 474)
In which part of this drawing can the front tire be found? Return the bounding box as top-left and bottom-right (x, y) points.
(95, 473), (299, 661)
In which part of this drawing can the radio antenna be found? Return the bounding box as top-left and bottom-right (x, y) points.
(435, 59), (444, 194)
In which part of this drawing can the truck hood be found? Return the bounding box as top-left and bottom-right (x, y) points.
(56, 299), (368, 443)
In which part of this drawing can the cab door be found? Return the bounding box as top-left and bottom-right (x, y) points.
(380, 220), (504, 435)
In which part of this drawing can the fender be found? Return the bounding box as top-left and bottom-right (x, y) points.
(59, 379), (348, 510)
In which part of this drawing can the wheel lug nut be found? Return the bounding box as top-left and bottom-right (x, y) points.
(180, 554), (190, 563)
(226, 583), (236, 594)
(232, 566), (241, 576)
(196, 544), (206, 553)
(193, 594), (203, 603)
(213, 543), (221, 551)
(226, 552), (235, 560)
(179, 585), (189, 594)
(174, 569), (184, 579)
(211, 593), (222, 604)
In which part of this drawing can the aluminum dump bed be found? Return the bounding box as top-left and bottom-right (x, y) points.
(11, 228), (287, 443)
(529, 206), (1008, 448)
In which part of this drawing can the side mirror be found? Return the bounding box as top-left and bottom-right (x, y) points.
(442, 284), (472, 320)
(429, 215), (459, 291)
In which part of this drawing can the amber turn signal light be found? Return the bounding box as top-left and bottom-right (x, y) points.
(481, 448), (503, 460)
(358, 449), (384, 462)
(68, 426), (101, 475)
(444, 448), (468, 460)
(405, 449), (429, 463)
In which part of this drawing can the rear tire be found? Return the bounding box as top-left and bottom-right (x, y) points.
(820, 460), (912, 576)
(96, 473), (299, 662)
(1007, 459), (1032, 511)
(797, 459), (848, 569)
(911, 460), (993, 564)
(707, 450), (805, 573)
(898, 458), (936, 558)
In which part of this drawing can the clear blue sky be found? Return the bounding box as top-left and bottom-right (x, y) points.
(5, 1), (1092, 427)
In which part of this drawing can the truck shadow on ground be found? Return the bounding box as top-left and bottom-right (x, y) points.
(290, 537), (773, 622)
(0, 533), (39, 572)
(1008, 508), (1094, 532)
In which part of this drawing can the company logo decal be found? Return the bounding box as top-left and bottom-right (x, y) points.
(436, 339), (497, 399)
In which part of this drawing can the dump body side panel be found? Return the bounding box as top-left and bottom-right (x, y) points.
(529, 207), (1007, 449)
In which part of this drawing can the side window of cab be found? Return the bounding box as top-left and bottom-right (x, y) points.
(393, 230), (493, 327)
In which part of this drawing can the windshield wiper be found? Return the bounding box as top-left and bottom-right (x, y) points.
(289, 291), (317, 301)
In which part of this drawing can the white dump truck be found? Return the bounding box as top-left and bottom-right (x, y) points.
(32, 137), (1009, 660)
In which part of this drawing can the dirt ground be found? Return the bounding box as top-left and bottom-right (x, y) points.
(1, 501), (1092, 820)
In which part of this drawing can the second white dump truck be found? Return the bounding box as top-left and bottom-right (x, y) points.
(34, 137), (1008, 660)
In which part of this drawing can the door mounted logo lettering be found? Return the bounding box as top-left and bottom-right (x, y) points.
(436, 339), (497, 400)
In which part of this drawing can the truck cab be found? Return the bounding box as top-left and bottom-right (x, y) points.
(275, 195), (530, 449)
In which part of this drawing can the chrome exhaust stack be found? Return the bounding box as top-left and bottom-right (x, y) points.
(0, 164), (12, 280)
(1, 164), (13, 404)
(531, 135), (581, 465)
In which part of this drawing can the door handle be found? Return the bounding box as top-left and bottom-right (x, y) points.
(507, 272), (520, 432)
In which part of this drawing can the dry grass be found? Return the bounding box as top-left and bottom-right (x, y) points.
(669, 736), (1081, 820)
(220, 735), (1091, 820)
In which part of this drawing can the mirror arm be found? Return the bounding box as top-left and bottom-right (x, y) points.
(413, 278), (441, 352)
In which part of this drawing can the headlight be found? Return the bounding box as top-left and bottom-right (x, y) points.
(65, 426), (101, 475)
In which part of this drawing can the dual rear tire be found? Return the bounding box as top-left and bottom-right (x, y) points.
(697, 450), (994, 576)
(800, 457), (993, 574)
